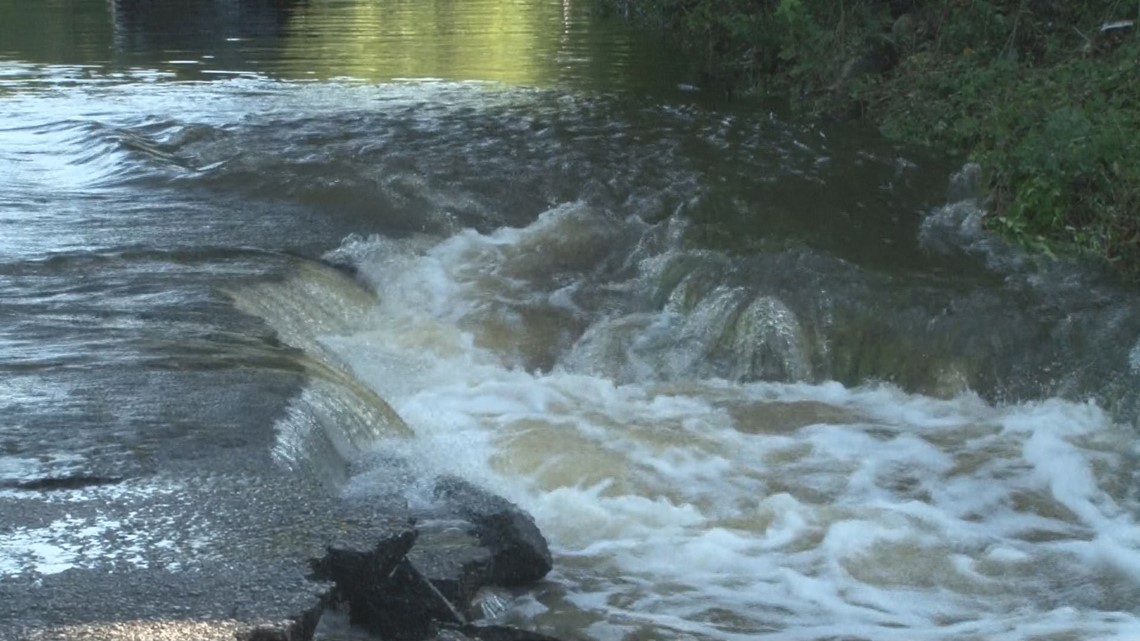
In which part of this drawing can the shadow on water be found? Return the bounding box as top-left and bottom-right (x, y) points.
(0, 0), (304, 65)
(110, 0), (305, 48)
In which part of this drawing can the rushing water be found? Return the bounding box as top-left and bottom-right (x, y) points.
(3, 1), (1140, 640)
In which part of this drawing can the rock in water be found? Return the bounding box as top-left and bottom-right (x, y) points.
(431, 476), (553, 587)
(353, 558), (466, 640)
(307, 479), (557, 641)
(310, 527), (421, 637)
(409, 520), (495, 614)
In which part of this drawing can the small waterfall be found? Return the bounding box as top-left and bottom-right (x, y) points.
(223, 257), (411, 480)
(564, 281), (811, 385)
(729, 296), (810, 382)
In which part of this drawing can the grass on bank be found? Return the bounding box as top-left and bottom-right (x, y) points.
(609, 0), (1140, 274)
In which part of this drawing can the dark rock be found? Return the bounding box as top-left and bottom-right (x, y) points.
(310, 525), (417, 588)
(358, 559), (467, 640)
(409, 520), (495, 612)
(308, 520), (507, 641)
(310, 527), (422, 636)
(432, 476), (553, 587)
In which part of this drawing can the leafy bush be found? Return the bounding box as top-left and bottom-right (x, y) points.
(931, 40), (1140, 270)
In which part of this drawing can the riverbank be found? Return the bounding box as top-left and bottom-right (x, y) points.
(604, 0), (1140, 275)
(0, 460), (560, 641)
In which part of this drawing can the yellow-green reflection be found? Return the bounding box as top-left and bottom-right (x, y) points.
(0, 0), (687, 92)
(282, 0), (607, 85)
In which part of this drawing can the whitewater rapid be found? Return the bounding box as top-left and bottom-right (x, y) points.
(235, 202), (1140, 641)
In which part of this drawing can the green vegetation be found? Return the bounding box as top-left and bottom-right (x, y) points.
(608, 0), (1140, 274)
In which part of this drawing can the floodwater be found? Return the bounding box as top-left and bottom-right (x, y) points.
(3, 1), (1140, 640)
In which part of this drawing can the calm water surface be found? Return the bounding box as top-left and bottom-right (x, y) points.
(3, 2), (1140, 640)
